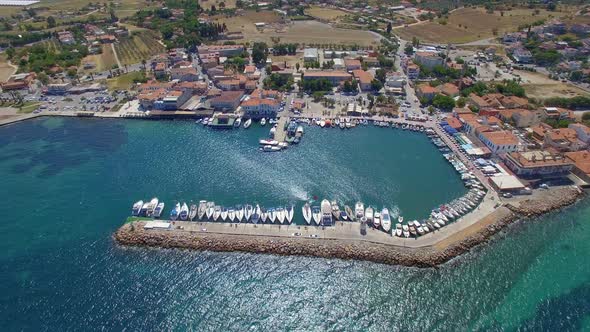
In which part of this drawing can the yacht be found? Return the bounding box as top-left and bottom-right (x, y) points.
(153, 202), (165, 218)
(268, 208), (276, 223)
(321, 199), (333, 226)
(236, 205), (244, 222)
(302, 203), (312, 225)
(260, 118), (266, 126)
(206, 202), (215, 220)
(244, 204), (253, 222)
(179, 203), (189, 220)
(251, 204), (261, 224)
(395, 223), (403, 237)
(220, 207), (228, 221)
(234, 117), (242, 127)
(374, 211), (381, 228)
(311, 206), (321, 225)
(213, 206), (221, 221)
(381, 208), (392, 232)
(355, 202), (364, 219)
(170, 203), (180, 221)
(260, 208), (268, 223)
(132, 200), (143, 216)
(276, 207), (286, 224)
(243, 118), (252, 129)
(189, 203), (197, 221)
(286, 205), (294, 224)
(146, 197), (159, 217)
(197, 200), (207, 220)
(365, 206), (374, 225)
(330, 200), (340, 220)
(228, 208), (236, 222)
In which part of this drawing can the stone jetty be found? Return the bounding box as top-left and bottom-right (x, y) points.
(114, 187), (585, 267)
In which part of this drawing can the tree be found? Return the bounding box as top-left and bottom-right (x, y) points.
(404, 44), (414, 55)
(432, 94), (455, 111)
(295, 62), (300, 72)
(386, 22), (392, 34)
(375, 69), (386, 83)
(456, 97), (466, 108)
(370, 79), (383, 91)
(46, 16), (56, 28)
(251, 42), (268, 66)
(265, 65), (272, 75)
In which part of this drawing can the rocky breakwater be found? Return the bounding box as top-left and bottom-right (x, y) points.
(114, 186), (585, 267)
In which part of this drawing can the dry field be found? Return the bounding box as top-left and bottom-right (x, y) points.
(305, 6), (349, 21)
(515, 70), (590, 99)
(0, 54), (17, 82)
(115, 31), (165, 65)
(81, 44), (118, 73)
(395, 7), (574, 44)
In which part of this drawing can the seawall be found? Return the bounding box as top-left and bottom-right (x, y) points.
(114, 187), (584, 267)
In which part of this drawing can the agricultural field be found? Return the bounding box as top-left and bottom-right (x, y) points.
(305, 6), (349, 22)
(394, 7), (575, 44)
(0, 54), (17, 82)
(114, 31), (165, 66)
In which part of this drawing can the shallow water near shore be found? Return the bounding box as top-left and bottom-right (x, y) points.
(1, 117), (589, 331)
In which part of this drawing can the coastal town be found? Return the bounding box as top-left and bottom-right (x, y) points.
(1, 0), (590, 262)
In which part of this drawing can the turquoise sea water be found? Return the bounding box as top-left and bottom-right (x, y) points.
(0, 117), (589, 331)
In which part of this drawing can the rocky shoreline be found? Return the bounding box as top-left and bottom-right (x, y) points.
(114, 187), (584, 267)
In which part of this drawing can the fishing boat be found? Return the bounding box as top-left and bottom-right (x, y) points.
(276, 207), (285, 224)
(228, 208), (236, 222)
(311, 206), (321, 225)
(236, 205), (244, 222)
(330, 200), (340, 220)
(260, 118), (266, 126)
(344, 205), (354, 221)
(395, 223), (402, 237)
(243, 118), (252, 129)
(170, 202), (180, 221)
(153, 202), (165, 218)
(381, 208), (392, 232)
(251, 204), (261, 224)
(213, 206), (221, 221)
(197, 200), (207, 220)
(260, 208), (268, 223)
(286, 205), (294, 224)
(374, 211), (381, 228)
(365, 206), (374, 225)
(179, 203), (189, 220)
(206, 202), (215, 220)
(244, 204), (253, 222)
(268, 208), (276, 223)
(146, 197), (159, 217)
(321, 199), (333, 226)
(302, 203), (312, 225)
(220, 207), (228, 221)
(132, 200), (144, 216)
(355, 202), (365, 219)
(189, 203), (197, 221)
(234, 117), (242, 127)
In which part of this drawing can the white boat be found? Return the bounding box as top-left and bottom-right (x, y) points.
(189, 203), (197, 221)
(259, 139), (279, 146)
(374, 212), (381, 228)
(220, 207), (228, 221)
(140, 202), (149, 216)
(402, 224), (410, 238)
(132, 200), (143, 216)
(355, 202), (364, 219)
(260, 118), (266, 126)
(153, 202), (165, 218)
(179, 203), (189, 220)
(243, 118), (252, 129)
(260, 208), (268, 223)
(331, 200), (340, 220)
(236, 205), (244, 222)
(321, 199), (333, 226)
(395, 223), (402, 237)
(381, 208), (392, 232)
(170, 203), (180, 221)
(319, 120), (326, 128)
(262, 145), (282, 152)
(213, 206), (221, 221)
(197, 200), (207, 220)
(365, 206), (374, 225)
(286, 205), (294, 224)
(251, 204), (261, 224)
(268, 208), (276, 223)
(344, 205), (354, 221)
(234, 117), (242, 127)
(276, 207), (286, 224)
(228, 208), (236, 222)
(302, 203), (312, 225)
(311, 206), (321, 225)
(146, 197), (159, 217)
(206, 202), (215, 220)
(398, 215), (404, 224)
(244, 204), (253, 221)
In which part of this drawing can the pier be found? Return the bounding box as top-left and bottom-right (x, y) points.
(274, 116), (289, 142)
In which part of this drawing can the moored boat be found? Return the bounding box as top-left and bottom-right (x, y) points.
(321, 199), (332, 226)
(345, 205), (354, 221)
(381, 208), (392, 232)
(197, 200), (207, 220)
(260, 208), (268, 223)
(179, 203), (189, 220)
(132, 200), (143, 216)
(244, 204), (253, 222)
(153, 202), (165, 218)
(220, 207), (228, 221)
(234, 117), (242, 127)
(189, 203), (197, 221)
(365, 206), (374, 225)
(206, 202), (215, 220)
(302, 203), (312, 225)
(251, 204), (261, 224)
(170, 202), (180, 221)
(286, 205), (294, 224)
(268, 208), (276, 223)
(311, 206), (321, 225)
(228, 207), (236, 222)
(331, 200), (340, 220)
(260, 118), (266, 126)
(235, 205), (244, 222)
(213, 205), (221, 221)
(276, 207), (285, 224)
(243, 118), (252, 129)
(355, 202), (364, 219)
(395, 223), (402, 237)
(146, 197), (159, 217)
(374, 211), (381, 228)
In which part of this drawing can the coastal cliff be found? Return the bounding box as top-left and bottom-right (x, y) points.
(114, 187), (584, 267)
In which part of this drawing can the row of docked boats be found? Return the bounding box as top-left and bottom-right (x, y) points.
(166, 201), (297, 224)
(132, 197), (165, 218)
